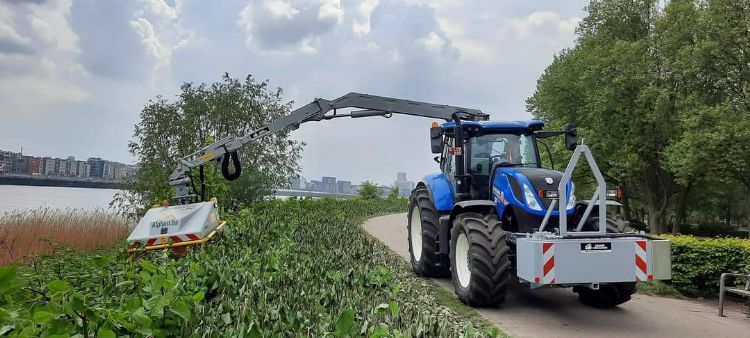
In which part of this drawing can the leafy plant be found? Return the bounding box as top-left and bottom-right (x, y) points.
(358, 181), (381, 200)
(1, 199), (497, 337)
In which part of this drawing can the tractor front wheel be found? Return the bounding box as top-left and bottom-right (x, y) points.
(407, 186), (450, 277)
(450, 212), (511, 307)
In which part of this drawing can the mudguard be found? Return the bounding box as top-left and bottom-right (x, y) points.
(421, 173), (455, 212)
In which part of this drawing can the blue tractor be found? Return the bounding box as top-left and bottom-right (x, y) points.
(139, 92), (670, 309)
(407, 117), (671, 308)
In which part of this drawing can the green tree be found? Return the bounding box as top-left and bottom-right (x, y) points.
(358, 181), (381, 200)
(387, 185), (401, 199)
(529, 0), (684, 233)
(665, 0), (750, 226)
(113, 74), (303, 216)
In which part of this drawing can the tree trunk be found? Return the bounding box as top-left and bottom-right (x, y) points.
(643, 162), (672, 234)
(671, 183), (692, 234)
(648, 204), (668, 234)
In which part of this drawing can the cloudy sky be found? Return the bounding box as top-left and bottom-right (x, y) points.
(0, 0), (587, 186)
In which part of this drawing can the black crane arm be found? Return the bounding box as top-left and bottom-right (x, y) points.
(168, 92), (488, 202)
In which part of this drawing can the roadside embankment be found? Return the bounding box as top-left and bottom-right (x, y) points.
(0, 198), (500, 337)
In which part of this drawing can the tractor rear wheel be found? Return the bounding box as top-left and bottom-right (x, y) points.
(450, 212), (511, 307)
(574, 282), (636, 308)
(407, 186), (450, 277)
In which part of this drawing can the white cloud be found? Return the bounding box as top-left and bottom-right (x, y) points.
(318, 0), (343, 23)
(421, 31), (444, 53)
(265, 0), (299, 19)
(130, 18), (170, 67)
(503, 11), (581, 41)
(237, 0), (344, 54)
(138, 0), (180, 21)
(352, 0), (379, 35)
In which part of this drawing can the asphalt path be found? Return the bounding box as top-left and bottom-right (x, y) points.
(363, 213), (749, 338)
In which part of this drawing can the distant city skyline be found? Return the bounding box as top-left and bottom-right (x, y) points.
(293, 172), (415, 197)
(0, 148), (136, 182)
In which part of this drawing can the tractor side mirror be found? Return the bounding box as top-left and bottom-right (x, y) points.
(430, 126), (443, 153)
(564, 124), (577, 151)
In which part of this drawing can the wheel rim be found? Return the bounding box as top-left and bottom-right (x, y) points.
(455, 232), (471, 288)
(410, 205), (423, 262)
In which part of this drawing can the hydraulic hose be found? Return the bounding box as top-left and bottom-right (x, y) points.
(221, 151), (242, 181)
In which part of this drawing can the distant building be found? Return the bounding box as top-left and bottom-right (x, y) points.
(394, 172), (415, 197)
(397, 172), (407, 182)
(27, 157), (42, 175)
(322, 176), (336, 194)
(43, 157), (55, 175)
(78, 161), (89, 178)
(337, 180), (353, 194)
(87, 158), (106, 178)
(57, 159), (67, 176)
(310, 180), (324, 192)
(292, 176), (308, 190)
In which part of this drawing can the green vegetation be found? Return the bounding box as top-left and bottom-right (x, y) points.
(112, 74), (303, 217)
(528, 0), (750, 234)
(358, 181), (381, 200)
(664, 235), (750, 296)
(0, 199), (500, 337)
(636, 281), (683, 298)
(387, 186), (401, 200)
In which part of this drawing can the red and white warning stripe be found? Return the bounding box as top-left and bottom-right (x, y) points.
(130, 233), (202, 247)
(634, 240), (651, 281)
(542, 242), (556, 284)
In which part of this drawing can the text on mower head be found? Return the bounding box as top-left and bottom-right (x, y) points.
(150, 219), (179, 229)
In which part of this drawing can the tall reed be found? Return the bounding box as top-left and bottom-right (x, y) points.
(0, 208), (130, 265)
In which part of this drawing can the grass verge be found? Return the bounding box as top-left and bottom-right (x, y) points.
(0, 198), (501, 337)
(636, 280), (684, 298)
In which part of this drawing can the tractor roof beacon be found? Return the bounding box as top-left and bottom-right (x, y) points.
(127, 92), (671, 309)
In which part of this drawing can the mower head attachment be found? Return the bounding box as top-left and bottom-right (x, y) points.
(127, 199), (224, 252)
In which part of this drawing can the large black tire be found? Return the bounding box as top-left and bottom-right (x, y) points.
(450, 212), (511, 307)
(407, 186), (450, 277)
(574, 282), (636, 308)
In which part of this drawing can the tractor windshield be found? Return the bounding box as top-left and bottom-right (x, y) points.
(469, 133), (538, 175)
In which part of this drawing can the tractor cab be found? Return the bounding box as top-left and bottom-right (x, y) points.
(428, 119), (578, 233)
(438, 120), (545, 200)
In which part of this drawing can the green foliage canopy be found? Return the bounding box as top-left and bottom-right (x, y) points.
(358, 181), (382, 200)
(528, 0), (750, 233)
(113, 74), (303, 216)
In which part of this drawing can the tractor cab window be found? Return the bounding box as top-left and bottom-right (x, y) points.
(441, 137), (456, 179)
(469, 133), (538, 174)
(468, 133), (538, 199)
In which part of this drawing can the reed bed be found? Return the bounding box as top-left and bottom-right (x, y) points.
(0, 208), (130, 265)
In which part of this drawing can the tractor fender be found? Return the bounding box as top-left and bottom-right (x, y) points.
(420, 173), (455, 212)
(449, 200), (497, 224)
(438, 200), (497, 255)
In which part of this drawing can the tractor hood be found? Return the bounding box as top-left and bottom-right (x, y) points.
(499, 167), (575, 215)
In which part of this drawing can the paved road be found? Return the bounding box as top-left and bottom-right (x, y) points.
(363, 213), (749, 338)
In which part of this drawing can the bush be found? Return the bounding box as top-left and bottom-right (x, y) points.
(0, 198), (496, 337)
(358, 181), (381, 200)
(679, 223), (749, 239)
(664, 235), (750, 296)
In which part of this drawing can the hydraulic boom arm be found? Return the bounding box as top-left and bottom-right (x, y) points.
(169, 92), (488, 202)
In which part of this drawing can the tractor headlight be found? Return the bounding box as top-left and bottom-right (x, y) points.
(567, 182), (576, 209)
(523, 184), (542, 211)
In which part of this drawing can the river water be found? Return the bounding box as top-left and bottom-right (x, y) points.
(0, 185), (121, 214)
